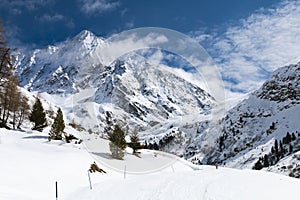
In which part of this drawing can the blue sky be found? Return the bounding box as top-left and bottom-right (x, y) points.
(1, 0), (300, 95)
(0, 0), (280, 47)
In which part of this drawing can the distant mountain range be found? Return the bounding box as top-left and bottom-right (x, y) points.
(14, 30), (300, 177)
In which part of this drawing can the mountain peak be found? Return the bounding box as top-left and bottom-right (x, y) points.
(256, 62), (300, 102)
(75, 30), (96, 40)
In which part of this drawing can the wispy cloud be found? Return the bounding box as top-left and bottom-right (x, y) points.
(78, 0), (120, 15)
(1, 0), (54, 12)
(39, 13), (65, 22)
(195, 0), (300, 94)
(95, 32), (169, 66)
(124, 21), (134, 29)
(37, 13), (75, 29)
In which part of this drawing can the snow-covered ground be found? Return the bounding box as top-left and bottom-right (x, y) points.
(1, 127), (300, 200)
(68, 167), (300, 200)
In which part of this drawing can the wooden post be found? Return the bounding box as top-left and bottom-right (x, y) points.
(55, 181), (58, 200)
(88, 170), (92, 190)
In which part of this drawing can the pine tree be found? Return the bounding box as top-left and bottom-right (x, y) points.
(130, 130), (141, 153)
(153, 142), (159, 150)
(219, 136), (224, 151)
(279, 140), (284, 155)
(291, 133), (296, 141)
(263, 154), (269, 167)
(289, 144), (293, 154)
(253, 159), (263, 170)
(271, 146), (275, 154)
(286, 132), (291, 144)
(274, 139), (280, 161)
(29, 97), (47, 131)
(109, 124), (126, 159)
(49, 108), (65, 140)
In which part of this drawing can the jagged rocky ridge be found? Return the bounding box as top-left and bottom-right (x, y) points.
(203, 63), (300, 176)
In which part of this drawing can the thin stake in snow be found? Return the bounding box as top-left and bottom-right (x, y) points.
(55, 181), (58, 200)
(88, 170), (92, 190)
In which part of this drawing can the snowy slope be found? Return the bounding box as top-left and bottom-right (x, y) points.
(15, 30), (105, 94)
(0, 128), (96, 200)
(1, 128), (300, 200)
(203, 62), (300, 171)
(67, 167), (300, 200)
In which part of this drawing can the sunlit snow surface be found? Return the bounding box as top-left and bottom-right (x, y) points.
(1, 128), (300, 200)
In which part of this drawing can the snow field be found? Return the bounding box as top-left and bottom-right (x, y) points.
(1, 127), (300, 200)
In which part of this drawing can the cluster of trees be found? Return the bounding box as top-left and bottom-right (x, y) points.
(253, 132), (298, 170)
(29, 97), (65, 141)
(0, 20), (29, 129)
(144, 141), (159, 150)
(144, 133), (175, 151)
(0, 19), (65, 138)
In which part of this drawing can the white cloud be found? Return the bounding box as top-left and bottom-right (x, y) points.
(91, 28), (225, 106)
(147, 49), (164, 65)
(78, 0), (120, 15)
(39, 13), (65, 22)
(94, 32), (169, 66)
(201, 0), (300, 93)
(1, 0), (54, 10)
(124, 21), (134, 29)
(36, 13), (75, 29)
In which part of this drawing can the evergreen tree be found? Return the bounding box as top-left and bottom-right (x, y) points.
(279, 140), (284, 155)
(219, 136), (224, 151)
(144, 141), (148, 149)
(129, 130), (141, 153)
(253, 159), (263, 170)
(285, 132), (291, 144)
(274, 139), (279, 154)
(109, 124), (126, 159)
(291, 133), (296, 141)
(153, 142), (159, 150)
(271, 146), (275, 154)
(289, 144), (293, 154)
(274, 139), (280, 161)
(29, 97), (47, 131)
(263, 154), (269, 167)
(49, 108), (65, 140)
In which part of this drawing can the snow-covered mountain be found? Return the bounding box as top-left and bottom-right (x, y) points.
(15, 30), (105, 94)
(14, 30), (215, 159)
(14, 30), (300, 178)
(203, 63), (300, 175)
